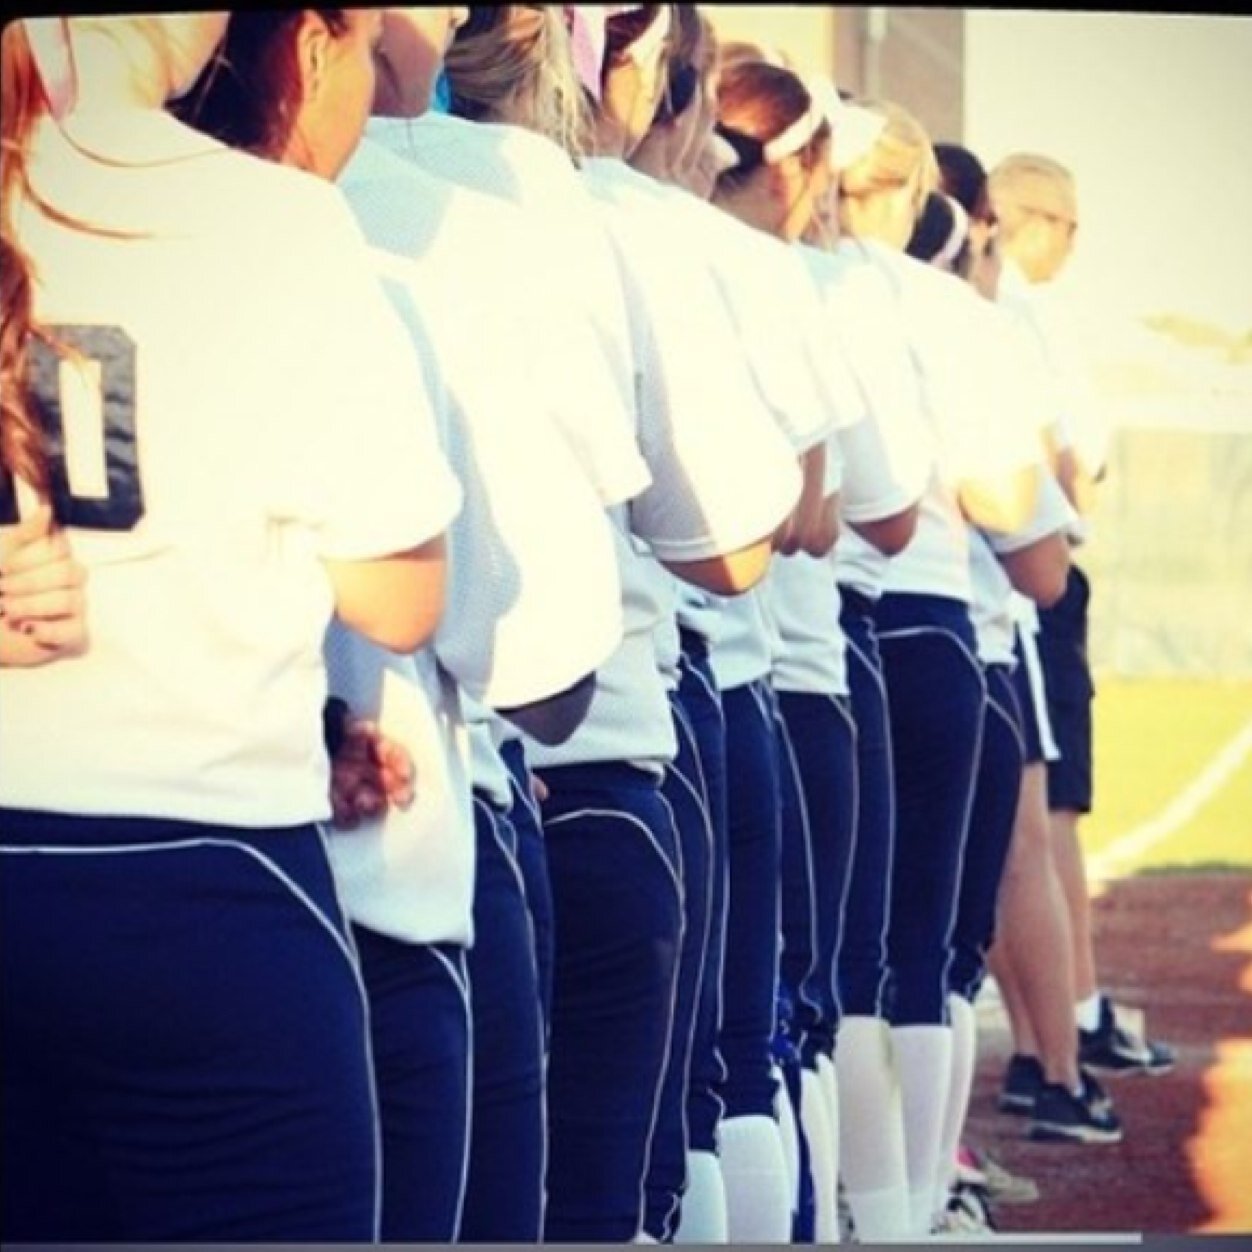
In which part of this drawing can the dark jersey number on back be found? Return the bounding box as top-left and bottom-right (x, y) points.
(0, 326), (143, 530)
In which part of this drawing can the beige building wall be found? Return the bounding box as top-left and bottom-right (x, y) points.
(705, 5), (965, 144)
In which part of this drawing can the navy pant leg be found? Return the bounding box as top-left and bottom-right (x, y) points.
(776, 691), (859, 1064)
(537, 764), (683, 1244)
(645, 698), (716, 1240)
(352, 925), (470, 1243)
(501, 736), (555, 1037)
(875, 596), (987, 1025)
(836, 596), (896, 1019)
(0, 813), (379, 1242)
(949, 665), (1026, 1003)
(719, 680), (783, 1119)
(675, 642), (729, 1155)
(459, 797), (546, 1242)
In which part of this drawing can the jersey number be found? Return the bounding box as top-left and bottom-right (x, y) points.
(0, 326), (143, 530)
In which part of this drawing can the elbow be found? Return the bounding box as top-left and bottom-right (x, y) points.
(961, 466), (1041, 536)
(370, 597), (445, 655)
(499, 673), (596, 746)
(850, 505), (918, 557)
(1030, 566), (1069, 610)
(665, 538), (774, 596)
(1002, 536), (1070, 608)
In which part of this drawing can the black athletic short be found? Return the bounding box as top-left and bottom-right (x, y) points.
(1036, 564), (1095, 813)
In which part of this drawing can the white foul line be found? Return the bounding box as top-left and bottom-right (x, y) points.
(1088, 713), (1252, 881)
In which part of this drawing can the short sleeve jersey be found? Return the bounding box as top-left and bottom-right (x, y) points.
(0, 114), (459, 826)
(372, 114), (642, 486)
(339, 138), (625, 711)
(652, 184), (840, 455)
(860, 244), (1042, 602)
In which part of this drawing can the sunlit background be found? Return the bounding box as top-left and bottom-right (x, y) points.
(709, 6), (1252, 684)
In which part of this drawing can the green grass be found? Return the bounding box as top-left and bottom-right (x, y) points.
(1082, 677), (1252, 873)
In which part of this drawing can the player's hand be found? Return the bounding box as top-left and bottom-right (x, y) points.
(531, 773), (549, 805)
(0, 507), (89, 667)
(329, 717), (416, 830)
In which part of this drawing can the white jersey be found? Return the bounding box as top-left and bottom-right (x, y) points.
(0, 113), (459, 826)
(340, 138), (625, 709)
(646, 180), (841, 455)
(365, 115), (648, 510)
(969, 303), (1081, 662)
(806, 238), (936, 600)
(765, 551), (847, 694)
(624, 183), (862, 695)
(323, 139), (637, 943)
(970, 471), (1077, 665)
(856, 244), (1042, 603)
(997, 260), (1110, 484)
(535, 156), (802, 767)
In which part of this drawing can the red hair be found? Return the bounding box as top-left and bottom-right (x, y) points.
(1, 20), (52, 494)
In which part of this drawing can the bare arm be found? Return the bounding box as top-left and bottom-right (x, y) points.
(322, 534), (447, 655)
(1000, 530), (1070, 609)
(957, 463), (1040, 536)
(848, 502), (919, 557)
(498, 672), (597, 746)
(663, 535), (775, 597)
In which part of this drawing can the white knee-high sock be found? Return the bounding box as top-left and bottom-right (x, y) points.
(772, 1063), (801, 1219)
(932, 995), (978, 1219)
(815, 1053), (841, 1219)
(834, 1017), (911, 1240)
(674, 1149), (729, 1244)
(719, 1114), (792, 1243)
(891, 1023), (954, 1236)
(800, 1066), (840, 1242)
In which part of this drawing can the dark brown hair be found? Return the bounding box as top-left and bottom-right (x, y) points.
(172, 11), (349, 160)
(714, 59), (829, 191)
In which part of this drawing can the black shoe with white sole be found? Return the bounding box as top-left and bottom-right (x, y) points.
(1079, 995), (1176, 1075)
(1028, 1078), (1124, 1144)
(998, 1052), (1045, 1115)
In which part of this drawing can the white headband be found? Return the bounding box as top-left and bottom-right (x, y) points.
(933, 196), (971, 269)
(707, 133), (740, 176)
(761, 96), (824, 165)
(621, 4), (672, 67)
(807, 75), (888, 172)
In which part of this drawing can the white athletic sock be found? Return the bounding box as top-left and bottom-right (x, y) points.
(1076, 990), (1103, 1032)
(932, 995), (978, 1220)
(800, 1066), (840, 1242)
(891, 1023), (954, 1236)
(673, 1150), (729, 1244)
(815, 1053), (841, 1211)
(772, 1063), (801, 1218)
(833, 1017), (911, 1241)
(719, 1114), (792, 1243)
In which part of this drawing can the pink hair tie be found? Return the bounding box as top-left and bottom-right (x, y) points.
(22, 17), (77, 120)
(564, 6), (609, 102)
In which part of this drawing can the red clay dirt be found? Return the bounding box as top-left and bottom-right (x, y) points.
(965, 871), (1252, 1236)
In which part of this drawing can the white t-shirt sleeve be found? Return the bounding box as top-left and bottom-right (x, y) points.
(986, 469), (1077, 555)
(268, 187), (461, 560)
(822, 251), (933, 522)
(370, 249), (623, 710)
(585, 175), (801, 562)
(704, 224), (835, 454)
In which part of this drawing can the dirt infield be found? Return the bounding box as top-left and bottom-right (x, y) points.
(965, 871), (1252, 1235)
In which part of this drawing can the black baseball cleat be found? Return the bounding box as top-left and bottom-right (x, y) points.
(998, 1052), (1045, 1115)
(1079, 995), (1176, 1075)
(1028, 1077), (1124, 1145)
